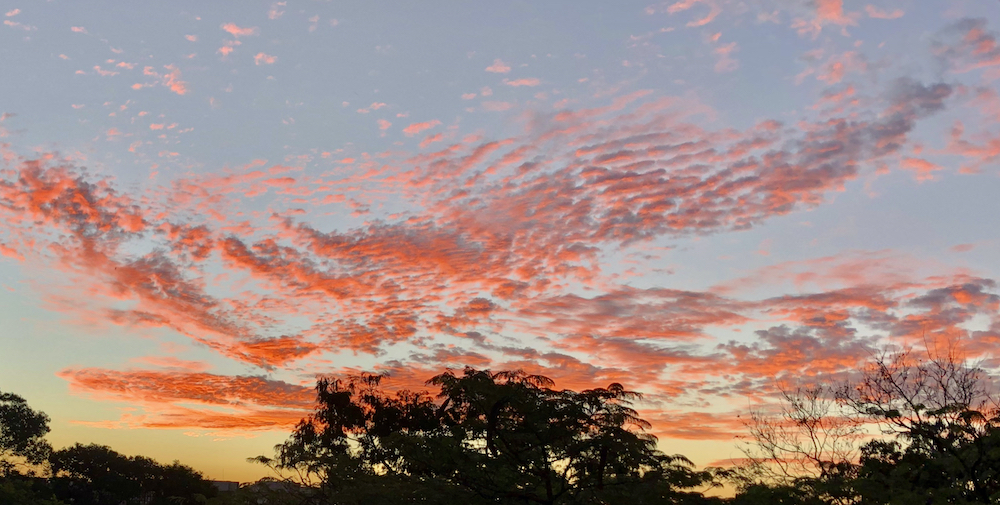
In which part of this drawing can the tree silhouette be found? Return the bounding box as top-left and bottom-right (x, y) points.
(0, 391), (52, 475)
(257, 367), (719, 504)
(735, 342), (1000, 504)
(838, 346), (1000, 504)
(0, 392), (61, 503)
(50, 443), (217, 505)
(738, 385), (862, 484)
(734, 385), (861, 505)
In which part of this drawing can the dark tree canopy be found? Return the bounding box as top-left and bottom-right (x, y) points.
(0, 391), (52, 475)
(258, 368), (719, 505)
(735, 344), (1000, 505)
(8, 345), (1000, 505)
(49, 443), (217, 505)
(840, 348), (1000, 505)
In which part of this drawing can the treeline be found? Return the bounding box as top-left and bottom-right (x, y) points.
(0, 391), (216, 504)
(3, 345), (1000, 504)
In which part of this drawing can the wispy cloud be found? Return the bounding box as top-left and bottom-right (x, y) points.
(221, 23), (259, 37)
(402, 119), (441, 136)
(485, 58), (511, 73)
(504, 78), (540, 87)
(254, 52), (277, 65)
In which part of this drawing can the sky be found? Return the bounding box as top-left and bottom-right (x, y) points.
(1, 0), (1000, 483)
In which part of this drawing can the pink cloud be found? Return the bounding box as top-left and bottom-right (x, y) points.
(254, 52), (277, 65)
(687, 5), (721, 27)
(712, 251), (923, 295)
(504, 78), (540, 87)
(482, 101), (512, 112)
(420, 133), (443, 148)
(666, 0), (699, 14)
(0, 242), (24, 261)
(945, 121), (1000, 174)
(0, 73), (981, 436)
(70, 26), (87, 33)
(92, 65), (118, 77)
(221, 23), (258, 37)
(864, 5), (903, 20)
(935, 19), (1000, 73)
(377, 119), (392, 130)
(268, 2), (286, 20)
(815, 0), (855, 26)
(522, 287), (749, 341)
(799, 51), (867, 86)
(713, 41), (738, 72)
(485, 58), (511, 73)
(662, 0), (720, 28)
(403, 119), (441, 136)
(900, 156), (943, 181)
(161, 64), (188, 95)
(3, 19), (33, 30)
(356, 102), (387, 114)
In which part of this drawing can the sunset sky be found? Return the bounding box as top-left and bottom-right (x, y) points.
(2, 0), (1000, 483)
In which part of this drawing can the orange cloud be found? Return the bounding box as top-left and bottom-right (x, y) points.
(59, 368), (312, 430)
(642, 410), (745, 441)
(815, 0), (855, 26)
(0, 76), (983, 437)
